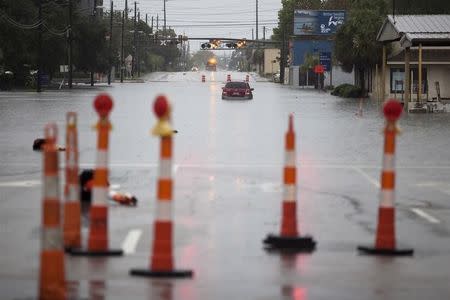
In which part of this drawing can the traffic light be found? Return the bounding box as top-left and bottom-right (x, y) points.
(225, 43), (238, 49)
(201, 43), (212, 50)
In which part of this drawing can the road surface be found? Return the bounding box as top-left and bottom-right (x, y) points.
(0, 71), (450, 299)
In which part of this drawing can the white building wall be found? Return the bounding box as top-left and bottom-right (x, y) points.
(329, 65), (354, 87)
(383, 64), (450, 101)
(263, 49), (281, 75)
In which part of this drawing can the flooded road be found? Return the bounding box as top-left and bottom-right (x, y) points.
(1, 71), (450, 299)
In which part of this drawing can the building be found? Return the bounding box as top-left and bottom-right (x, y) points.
(376, 15), (450, 112)
(288, 9), (354, 88)
(263, 48), (280, 75)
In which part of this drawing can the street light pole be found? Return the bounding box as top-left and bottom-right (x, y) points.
(137, 11), (140, 77)
(108, 0), (113, 85)
(37, 0), (42, 92)
(121, 10), (124, 83)
(91, 0), (97, 86)
(256, 0), (258, 41)
(163, 0), (166, 35)
(68, 0), (73, 88)
(132, 1), (137, 77)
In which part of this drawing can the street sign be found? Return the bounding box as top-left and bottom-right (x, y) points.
(314, 65), (324, 74)
(60, 65), (69, 73)
(319, 52), (332, 72)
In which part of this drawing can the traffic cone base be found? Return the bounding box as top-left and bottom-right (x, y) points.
(68, 205), (123, 256)
(39, 250), (66, 300)
(357, 245), (413, 256)
(130, 268), (193, 278)
(263, 234), (316, 253)
(68, 248), (123, 256)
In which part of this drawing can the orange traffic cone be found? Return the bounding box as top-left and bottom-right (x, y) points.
(70, 94), (123, 256)
(63, 112), (81, 251)
(263, 115), (316, 252)
(358, 100), (413, 256)
(39, 123), (66, 300)
(130, 95), (193, 278)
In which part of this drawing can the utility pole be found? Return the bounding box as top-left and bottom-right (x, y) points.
(108, 0), (113, 85)
(68, 0), (73, 88)
(151, 16), (154, 33)
(163, 0), (166, 36)
(280, 27), (286, 84)
(137, 11), (140, 77)
(121, 10), (124, 83)
(157, 14), (159, 31)
(132, 1), (136, 77)
(263, 26), (266, 40)
(91, 0), (97, 86)
(37, 0), (42, 92)
(145, 13), (147, 25)
(125, 0), (128, 20)
(255, 0), (258, 41)
(252, 28), (254, 40)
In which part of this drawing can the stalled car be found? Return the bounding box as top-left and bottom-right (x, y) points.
(221, 81), (254, 100)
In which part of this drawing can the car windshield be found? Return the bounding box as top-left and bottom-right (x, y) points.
(225, 82), (248, 89)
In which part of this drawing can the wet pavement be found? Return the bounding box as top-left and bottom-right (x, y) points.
(1, 71), (450, 299)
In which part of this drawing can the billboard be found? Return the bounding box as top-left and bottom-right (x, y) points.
(294, 10), (345, 36)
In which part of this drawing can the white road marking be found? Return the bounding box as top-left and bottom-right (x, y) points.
(0, 180), (41, 187)
(109, 184), (121, 190)
(121, 229), (142, 254)
(352, 167), (380, 188)
(410, 208), (441, 224)
(173, 164), (179, 174)
(260, 182), (281, 193)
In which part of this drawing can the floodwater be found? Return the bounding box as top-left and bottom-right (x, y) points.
(0, 71), (450, 299)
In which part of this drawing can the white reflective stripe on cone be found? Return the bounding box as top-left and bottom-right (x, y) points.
(156, 201), (172, 221)
(44, 175), (59, 199)
(159, 159), (172, 179)
(379, 189), (395, 207)
(96, 150), (108, 169)
(382, 154), (395, 172)
(285, 150), (296, 167)
(42, 227), (63, 250)
(283, 184), (296, 202)
(92, 187), (109, 205)
(66, 184), (79, 202)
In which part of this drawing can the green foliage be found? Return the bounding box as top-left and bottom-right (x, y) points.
(331, 83), (362, 98)
(0, 0), (183, 86)
(335, 0), (387, 72)
(190, 50), (215, 68)
(300, 52), (319, 72)
(392, 0), (450, 14)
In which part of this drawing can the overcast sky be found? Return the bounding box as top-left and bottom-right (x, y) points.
(111, 0), (282, 52)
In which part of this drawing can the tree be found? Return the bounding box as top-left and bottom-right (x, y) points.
(73, 16), (109, 74)
(393, 0), (450, 14)
(334, 0), (388, 93)
(190, 50), (215, 69)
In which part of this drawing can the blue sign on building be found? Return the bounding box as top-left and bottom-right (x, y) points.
(294, 10), (346, 36)
(319, 52), (332, 72)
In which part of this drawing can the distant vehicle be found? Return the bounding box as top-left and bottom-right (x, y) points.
(206, 57), (217, 71)
(272, 72), (280, 83)
(191, 66), (199, 72)
(221, 81), (254, 100)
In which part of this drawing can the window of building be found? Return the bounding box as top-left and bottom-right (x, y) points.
(390, 67), (427, 93)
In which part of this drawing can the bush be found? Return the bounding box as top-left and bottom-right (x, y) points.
(331, 84), (362, 98)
